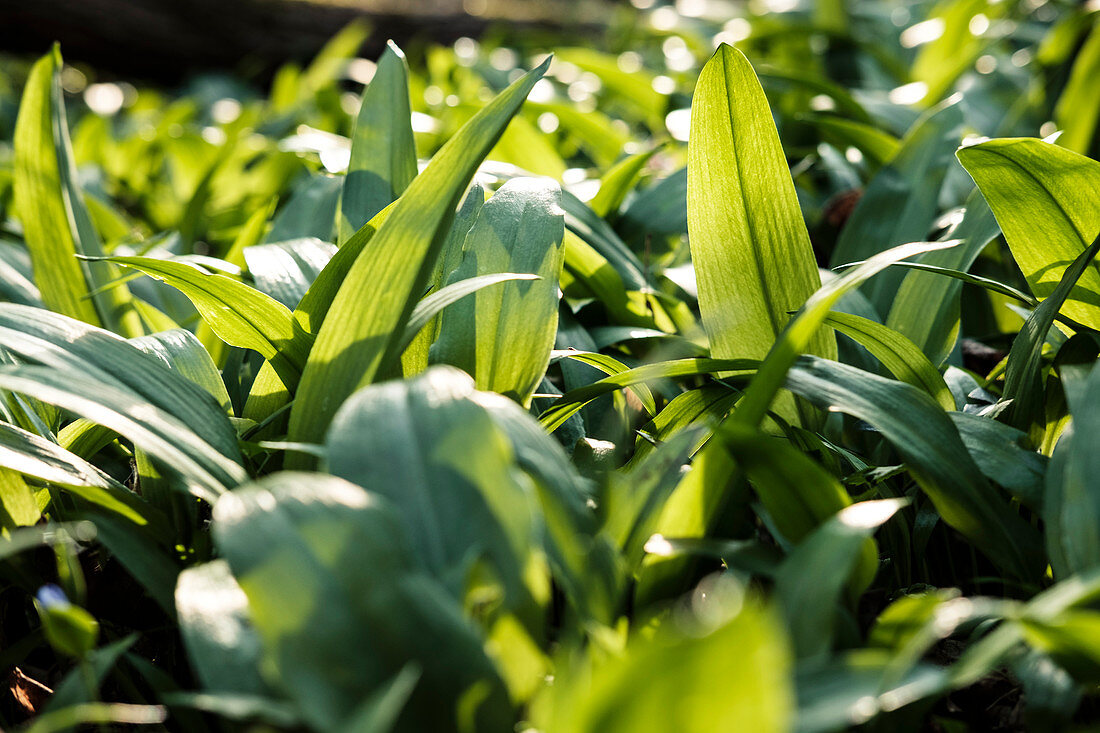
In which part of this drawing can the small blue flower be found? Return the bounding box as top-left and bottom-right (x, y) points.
(35, 584), (70, 610)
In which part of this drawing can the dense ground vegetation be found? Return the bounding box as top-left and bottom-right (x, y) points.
(0, 0), (1099, 730)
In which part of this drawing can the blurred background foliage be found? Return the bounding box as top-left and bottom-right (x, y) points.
(0, 0), (1099, 731)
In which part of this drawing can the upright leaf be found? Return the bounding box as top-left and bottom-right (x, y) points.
(957, 138), (1100, 329)
(337, 42), (417, 243)
(687, 44), (834, 425)
(431, 177), (565, 406)
(287, 57), (551, 450)
(13, 46), (142, 336)
(325, 367), (537, 609)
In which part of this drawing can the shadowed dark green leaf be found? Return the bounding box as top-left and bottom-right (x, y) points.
(776, 499), (904, 660)
(213, 472), (510, 731)
(785, 356), (1044, 580)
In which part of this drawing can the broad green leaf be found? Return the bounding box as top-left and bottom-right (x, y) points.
(824, 311), (954, 411)
(288, 57), (551, 450)
(785, 356), (1044, 580)
(325, 367), (537, 609)
(534, 582), (792, 733)
(213, 472), (510, 731)
(829, 100), (964, 314)
(102, 256), (310, 390)
(1054, 23), (1100, 154)
(0, 366), (245, 503)
(12, 46), (143, 337)
(957, 138), (1100, 329)
(688, 43), (833, 426)
(0, 304), (240, 461)
(337, 42), (417, 243)
(776, 499), (904, 660)
(468, 388), (608, 622)
(886, 191), (1001, 365)
(431, 177), (566, 405)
